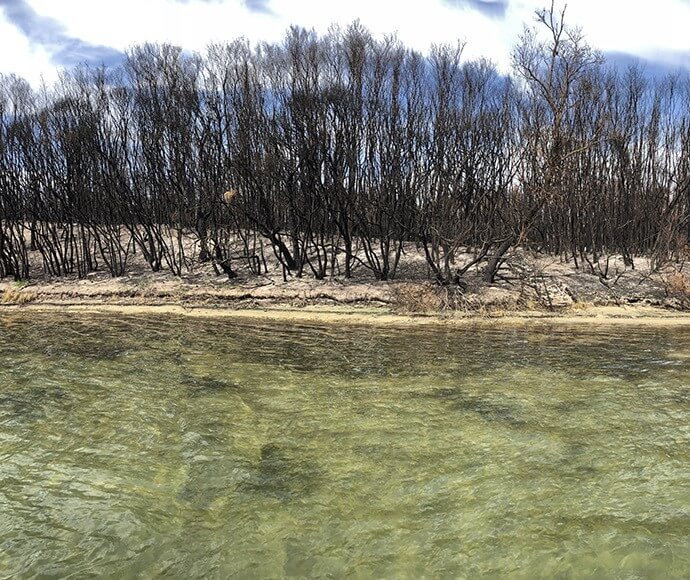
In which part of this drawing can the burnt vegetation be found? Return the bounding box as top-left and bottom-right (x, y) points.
(1, 4), (689, 287)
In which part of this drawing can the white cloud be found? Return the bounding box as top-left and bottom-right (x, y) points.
(2, 0), (690, 83)
(25, 0), (286, 52)
(0, 13), (57, 85)
(550, 0), (690, 56)
(21, 0), (516, 66)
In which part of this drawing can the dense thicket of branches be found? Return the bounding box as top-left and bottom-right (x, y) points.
(1, 8), (689, 283)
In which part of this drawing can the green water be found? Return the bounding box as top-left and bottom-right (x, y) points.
(0, 313), (689, 578)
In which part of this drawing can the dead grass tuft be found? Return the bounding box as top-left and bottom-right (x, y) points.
(391, 282), (470, 314)
(664, 271), (690, 296)
(1, 286), (37, 305)
(662, 270), (690, 309)
(391, 283), (443, 313)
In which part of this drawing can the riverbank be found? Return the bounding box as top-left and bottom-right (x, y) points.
(4, 303), (690, 327)
(3, 247), (690, 326)
(3, 287), (690, 327)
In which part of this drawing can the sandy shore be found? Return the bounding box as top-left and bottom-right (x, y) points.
(3, 257), (690, 327)
(4, 300), (690, 328)
(4, 224), (690, 328)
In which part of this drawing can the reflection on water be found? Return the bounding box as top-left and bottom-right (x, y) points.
(1, 313), (689, 577)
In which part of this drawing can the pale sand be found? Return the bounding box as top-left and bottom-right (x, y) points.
(4, 301), (690, 328)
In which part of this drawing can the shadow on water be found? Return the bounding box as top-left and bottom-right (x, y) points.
(421, 387), (527, 428)
(551, 397), (593, 413)
(0, 384), (70, 423)
(178, 442), (322, 509)
(180, 375), (244, 397)
(40, 342), (127, 361)
(239, 442), (322, 502)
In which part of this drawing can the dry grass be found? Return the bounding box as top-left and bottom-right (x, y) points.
(390, 283), (443, 314)
(1, 286), (37, 305)
(662, 270), (690, 309)
(390, 282), (473, 314)
(664, 271), (690, 296)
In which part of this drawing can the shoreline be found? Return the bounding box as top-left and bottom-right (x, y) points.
(4, 300), (690, 327)
(3, 269), (690, 327)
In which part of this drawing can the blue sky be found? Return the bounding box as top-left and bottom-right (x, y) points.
(1, 0), (689, 85)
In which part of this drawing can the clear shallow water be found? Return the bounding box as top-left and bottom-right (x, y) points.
(0, 313), (689, 578)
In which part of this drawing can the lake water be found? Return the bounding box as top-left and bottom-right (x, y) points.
(0, 313), (689, 578)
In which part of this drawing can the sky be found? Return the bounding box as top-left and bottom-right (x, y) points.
(0, 0), (689, 86)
